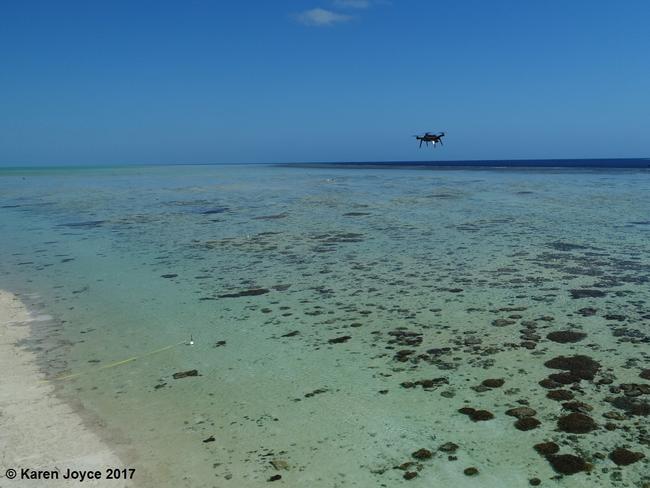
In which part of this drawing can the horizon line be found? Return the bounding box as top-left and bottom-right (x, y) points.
(1, 156), (649, 171)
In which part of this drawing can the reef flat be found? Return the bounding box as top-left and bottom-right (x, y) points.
(0, 164), (648, 487)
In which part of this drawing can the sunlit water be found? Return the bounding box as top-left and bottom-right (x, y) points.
(1, 164), (649, 487)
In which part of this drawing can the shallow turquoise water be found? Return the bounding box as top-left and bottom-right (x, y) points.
(1, 164), (649, 487)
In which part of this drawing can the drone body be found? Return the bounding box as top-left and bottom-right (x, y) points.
(414, 131), (445, 148)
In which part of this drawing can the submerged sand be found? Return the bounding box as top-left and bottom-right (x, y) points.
(0, 289), (131, 487)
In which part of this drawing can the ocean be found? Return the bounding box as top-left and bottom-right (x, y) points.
(1, 161), (649, 487)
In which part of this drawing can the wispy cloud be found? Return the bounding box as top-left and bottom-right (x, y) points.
(333, 0), (371, 8)
(295, 8), (353, 26)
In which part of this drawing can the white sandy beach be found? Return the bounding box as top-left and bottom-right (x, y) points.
(0, 289), (132, 487)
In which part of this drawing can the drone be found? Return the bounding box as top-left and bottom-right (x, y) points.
(414, 131), (445, 148)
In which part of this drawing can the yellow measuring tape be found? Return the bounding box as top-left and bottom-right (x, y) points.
(43, 340), (187, 382)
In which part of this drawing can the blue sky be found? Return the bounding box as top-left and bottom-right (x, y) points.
(1, 0), (649, 165)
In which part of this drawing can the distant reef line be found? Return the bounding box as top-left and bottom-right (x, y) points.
(277, 158), (650, 170)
